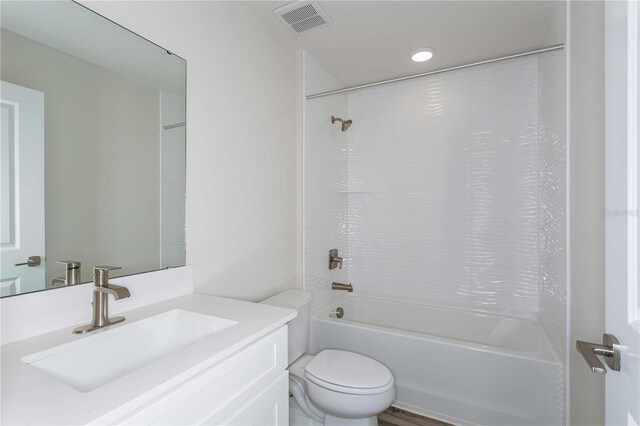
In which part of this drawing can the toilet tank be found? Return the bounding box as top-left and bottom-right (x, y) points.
(260, 289), (312, 363)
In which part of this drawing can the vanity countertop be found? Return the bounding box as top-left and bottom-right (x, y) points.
(1, 293), (296, 425)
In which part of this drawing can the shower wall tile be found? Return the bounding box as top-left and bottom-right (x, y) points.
(468, 56), (539, 111)
(395, 118), (468, 192)
(346, 85), (395, 163)
(394, 71), (469, 121)
(303, 53), (348, 345)
(467, 103), (540, 312)
(343, 55), (566, 321)
(537, 50), (567, 365)
(394, 189), (469, 302)
(347, 193), (396, 296)
(347, 157), (394, 193)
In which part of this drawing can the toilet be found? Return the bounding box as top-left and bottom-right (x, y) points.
(261, 289), (395, 426)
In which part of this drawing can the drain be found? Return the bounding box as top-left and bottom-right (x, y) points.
(333, 307), (344, 318)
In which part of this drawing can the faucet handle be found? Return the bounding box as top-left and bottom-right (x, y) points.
(57, 260), (81, 269)
(93, 265), (121, 285)
(94, 265), (122, 273)
(329, 249), (344, 270)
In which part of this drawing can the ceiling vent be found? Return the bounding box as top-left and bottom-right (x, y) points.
(274, 1), (331, 35)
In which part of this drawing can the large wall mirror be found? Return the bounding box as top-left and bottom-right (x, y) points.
(0, 1), (186, 297)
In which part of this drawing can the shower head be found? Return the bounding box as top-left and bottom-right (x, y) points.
(331, 116), (352, 132)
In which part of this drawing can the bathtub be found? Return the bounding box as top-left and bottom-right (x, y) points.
(311, 294), (564, 426)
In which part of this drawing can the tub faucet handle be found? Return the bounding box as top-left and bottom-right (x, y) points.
(329, 249), (343, 270)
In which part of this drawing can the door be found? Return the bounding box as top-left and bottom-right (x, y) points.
(605, 1), (640, 424)
(0, 81), (45, 296)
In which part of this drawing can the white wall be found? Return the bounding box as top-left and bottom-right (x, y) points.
(81, 1), (300, 302)
(1, 29), (160, 287)
(568, 1), (606, 425)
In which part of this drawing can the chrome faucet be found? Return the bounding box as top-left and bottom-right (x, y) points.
(50, 260), (81, 287)
(331, 282), (353, 292)
(329, 249), (343, 270)
(73, 266), (130, 334)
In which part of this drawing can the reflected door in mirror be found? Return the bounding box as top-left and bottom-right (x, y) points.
(1, 81), (45, 296)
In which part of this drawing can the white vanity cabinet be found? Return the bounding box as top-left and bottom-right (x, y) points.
(2, 294), (296, 425)
(98, 326), (289, 425)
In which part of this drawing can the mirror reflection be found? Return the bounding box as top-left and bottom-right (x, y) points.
(0, 1), (186, 297)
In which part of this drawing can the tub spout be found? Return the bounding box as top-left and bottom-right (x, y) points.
(331, 282), (353, 292)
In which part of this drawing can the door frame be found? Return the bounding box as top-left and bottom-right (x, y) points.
(604, 0), (640, 424)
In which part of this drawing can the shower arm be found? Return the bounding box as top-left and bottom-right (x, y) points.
(331, 116), (352, 132)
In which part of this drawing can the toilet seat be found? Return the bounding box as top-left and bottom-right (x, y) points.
(305, 349), (394, 395)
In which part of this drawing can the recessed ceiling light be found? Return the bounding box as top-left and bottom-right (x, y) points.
(411, 48), (435, 63)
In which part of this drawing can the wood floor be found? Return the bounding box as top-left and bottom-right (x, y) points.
(378, 407), (452, 426)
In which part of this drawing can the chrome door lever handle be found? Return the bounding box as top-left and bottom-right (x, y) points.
(576, 333), (621, 374)
(14, 256), (42, 267)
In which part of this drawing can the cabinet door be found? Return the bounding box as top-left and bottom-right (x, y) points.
(106, 327), (287, 425)
(217, 372), (289, 426)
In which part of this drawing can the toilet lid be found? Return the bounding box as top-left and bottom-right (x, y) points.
(305, 349), (393, 393)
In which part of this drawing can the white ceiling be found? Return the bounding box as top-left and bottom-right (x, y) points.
(255, 1), (566, 89)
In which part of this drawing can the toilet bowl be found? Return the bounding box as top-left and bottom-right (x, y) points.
(261, 289), (395, 426)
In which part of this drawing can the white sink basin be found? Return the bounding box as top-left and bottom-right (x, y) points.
(21, 309), (237, 392)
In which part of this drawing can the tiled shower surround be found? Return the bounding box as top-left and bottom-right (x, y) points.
(304, 50), (566, 414)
